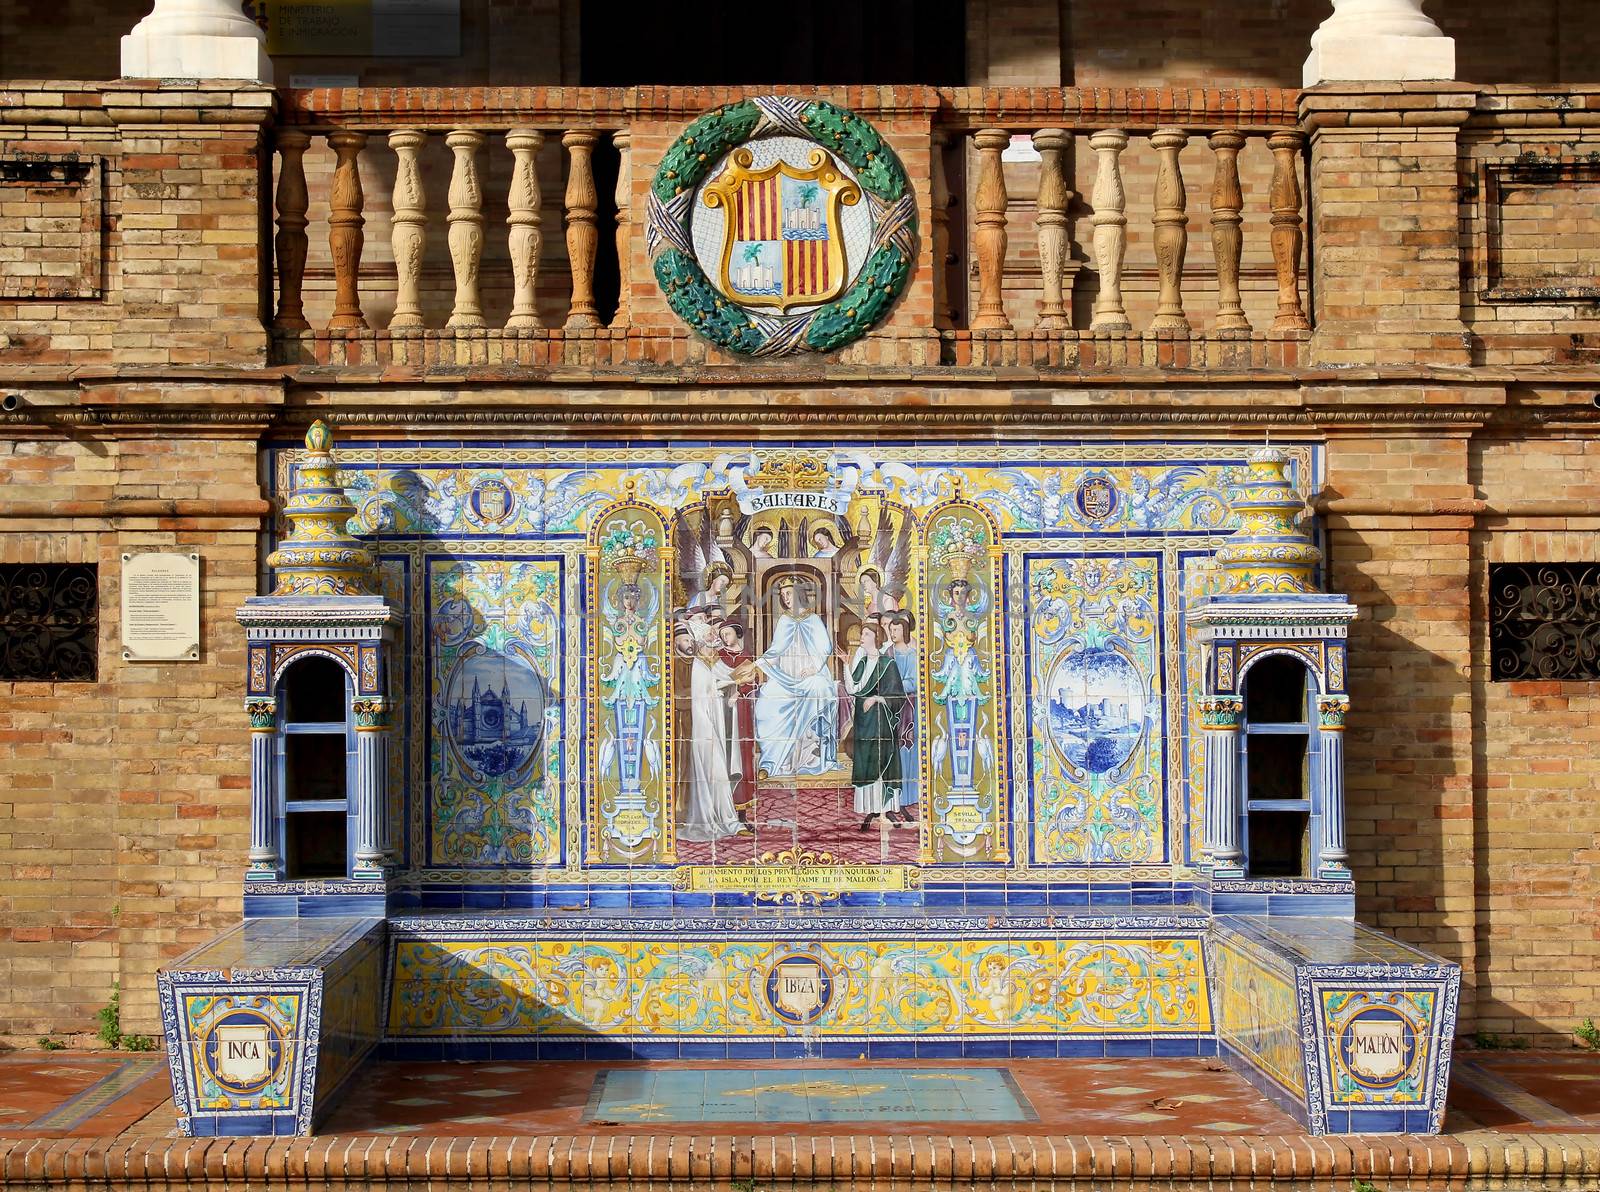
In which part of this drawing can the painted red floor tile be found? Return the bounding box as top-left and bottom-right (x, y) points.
(0, 1053), (168, 1138)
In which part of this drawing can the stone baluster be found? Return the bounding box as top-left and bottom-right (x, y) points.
(387, 129), (427, 330)
(563, 129), (602, 329)
(971, 128), (1012, 331)
(352, 699), (390, 878)
(245, 699), (278, 877)
(1088, 129), (1131, 332)
(1200, 697), (1245, 877)
(1208, 129), (1250, 335)
(271, 130), (311, 332)
(1149, 127), (1191, 334)
(930, 129), (954, 328)
(326, 130), (368, 331)
(505, 128), (545, 330)
(1268, 131), (1312, 332)
(1033, 128), (1073, 330)
(613, 130), (632, 328)
(445, 129), (487, 329)
(1318, 698), (1351, 877)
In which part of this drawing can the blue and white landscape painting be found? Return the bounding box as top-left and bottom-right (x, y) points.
(1046, 647), (1146, 775)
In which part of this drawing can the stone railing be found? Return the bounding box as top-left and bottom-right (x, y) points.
(267, 86), (1308, 370)
(930, 89), (1308, 368)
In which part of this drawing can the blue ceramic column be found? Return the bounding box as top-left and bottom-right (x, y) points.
(1318, 696), (1350, 878)
(352, 699), (388, 878)
(246, 698), (278, 877)
(1200, 696), (1244, 877)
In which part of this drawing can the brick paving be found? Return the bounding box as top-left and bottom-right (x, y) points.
(4, 1050), (1600, 1186)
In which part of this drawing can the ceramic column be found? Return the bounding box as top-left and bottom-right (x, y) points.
(327, 131), (368, 331)
(505, 128), (545, 330)
(246, 698), (278, 877)
(1200, 697), (1244, 877)
(272, 130), (311, 332)
(1268, 132), (1312, 333)
(1207, 130), (1250, 335)
(970, 129), (1012, 331)
(1318, 697), (1351, 877)
(1032, 128), (1073, 330)
(445, 129), (487, 329)
(388, 129), (428, 330)
(1149, 127), (1191, 334)
(1088, 129), (1131, 332)
(352, 699), (389, 877)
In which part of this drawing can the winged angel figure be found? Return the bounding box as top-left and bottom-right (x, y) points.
(857, 505), (914, 616)
(675, 512), (735, 616)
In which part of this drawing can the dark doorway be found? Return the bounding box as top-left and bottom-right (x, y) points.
(579, 0), (967, 86)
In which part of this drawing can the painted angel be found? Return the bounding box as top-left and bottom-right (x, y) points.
(675, 512), (736, 617)
(856, 505), (913, 616)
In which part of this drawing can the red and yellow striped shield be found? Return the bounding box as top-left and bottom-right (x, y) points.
(702, 146), (862, 312)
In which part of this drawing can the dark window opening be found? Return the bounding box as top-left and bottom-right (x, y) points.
(0, 563), (97, 682)
(1246, 734), (1308, 804)
(1248, 810), (1309, 878)
(1490, 562), (1600, 681)
(285, 735), (347, 802)
(282, 656), (347, 723)
(579, 0), (966, 86)
(284, 811), (347, 879)
(1244, 655), (1307, 723)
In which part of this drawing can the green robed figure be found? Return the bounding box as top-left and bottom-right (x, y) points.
(845, 620), (910, 831)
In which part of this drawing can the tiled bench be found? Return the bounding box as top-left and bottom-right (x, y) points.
(382, 906), (1218, 1060)
(1208, 915), (1460, 1134)
(156, 917), (385, 1136)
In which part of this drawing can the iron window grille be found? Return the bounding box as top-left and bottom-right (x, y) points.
(0, 563), (98, 682)
(1489, 562), (1600, 682)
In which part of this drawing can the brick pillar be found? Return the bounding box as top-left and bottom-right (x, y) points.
(1300, 85), (1476, 369)
(102, 83), (274, 368)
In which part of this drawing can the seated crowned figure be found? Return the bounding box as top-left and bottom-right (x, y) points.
(746, 574), (838, 777)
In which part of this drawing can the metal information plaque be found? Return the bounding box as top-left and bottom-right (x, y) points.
(121, 552), (201, 663)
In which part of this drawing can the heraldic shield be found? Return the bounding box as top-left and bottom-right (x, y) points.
(701, 146), (862, 312)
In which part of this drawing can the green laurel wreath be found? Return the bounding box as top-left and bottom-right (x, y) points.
(649, 98), (917, 357)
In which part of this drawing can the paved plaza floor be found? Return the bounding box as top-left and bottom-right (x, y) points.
(3, 1049), (1599, 1141)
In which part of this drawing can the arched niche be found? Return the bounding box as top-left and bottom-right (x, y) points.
(274, 654), (356, 879)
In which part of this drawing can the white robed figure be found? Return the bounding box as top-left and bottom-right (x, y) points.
(751, 577), (838, 777)
(677, 612), (748, 843)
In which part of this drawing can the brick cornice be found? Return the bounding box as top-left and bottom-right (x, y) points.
(1299, 82), (1478, 132)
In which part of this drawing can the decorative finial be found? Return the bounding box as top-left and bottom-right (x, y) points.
(265, 420), (376, 596)
(1215, 448), (1322, 595)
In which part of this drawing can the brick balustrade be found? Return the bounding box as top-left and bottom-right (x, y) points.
(265, 84), (1311, 370)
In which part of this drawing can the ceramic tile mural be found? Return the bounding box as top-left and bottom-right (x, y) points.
(385, 929), (1212, 1039)
(1026, 554), (1164, 865)
(1213, 934), (1306, 1097)
(427, 556), (563, 867)
(267, 438), (1319, 895)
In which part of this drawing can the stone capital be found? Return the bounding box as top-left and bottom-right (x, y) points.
(121, 0), (273, 84)
(1304, 0), (1456, 87)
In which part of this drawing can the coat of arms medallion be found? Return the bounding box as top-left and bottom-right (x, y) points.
(647, 96), (918, 356)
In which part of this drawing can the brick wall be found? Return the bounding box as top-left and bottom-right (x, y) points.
(0, 428), (266, 1037)
(0, 84), (272, 370)
(1469, 436), (1600, 1043)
